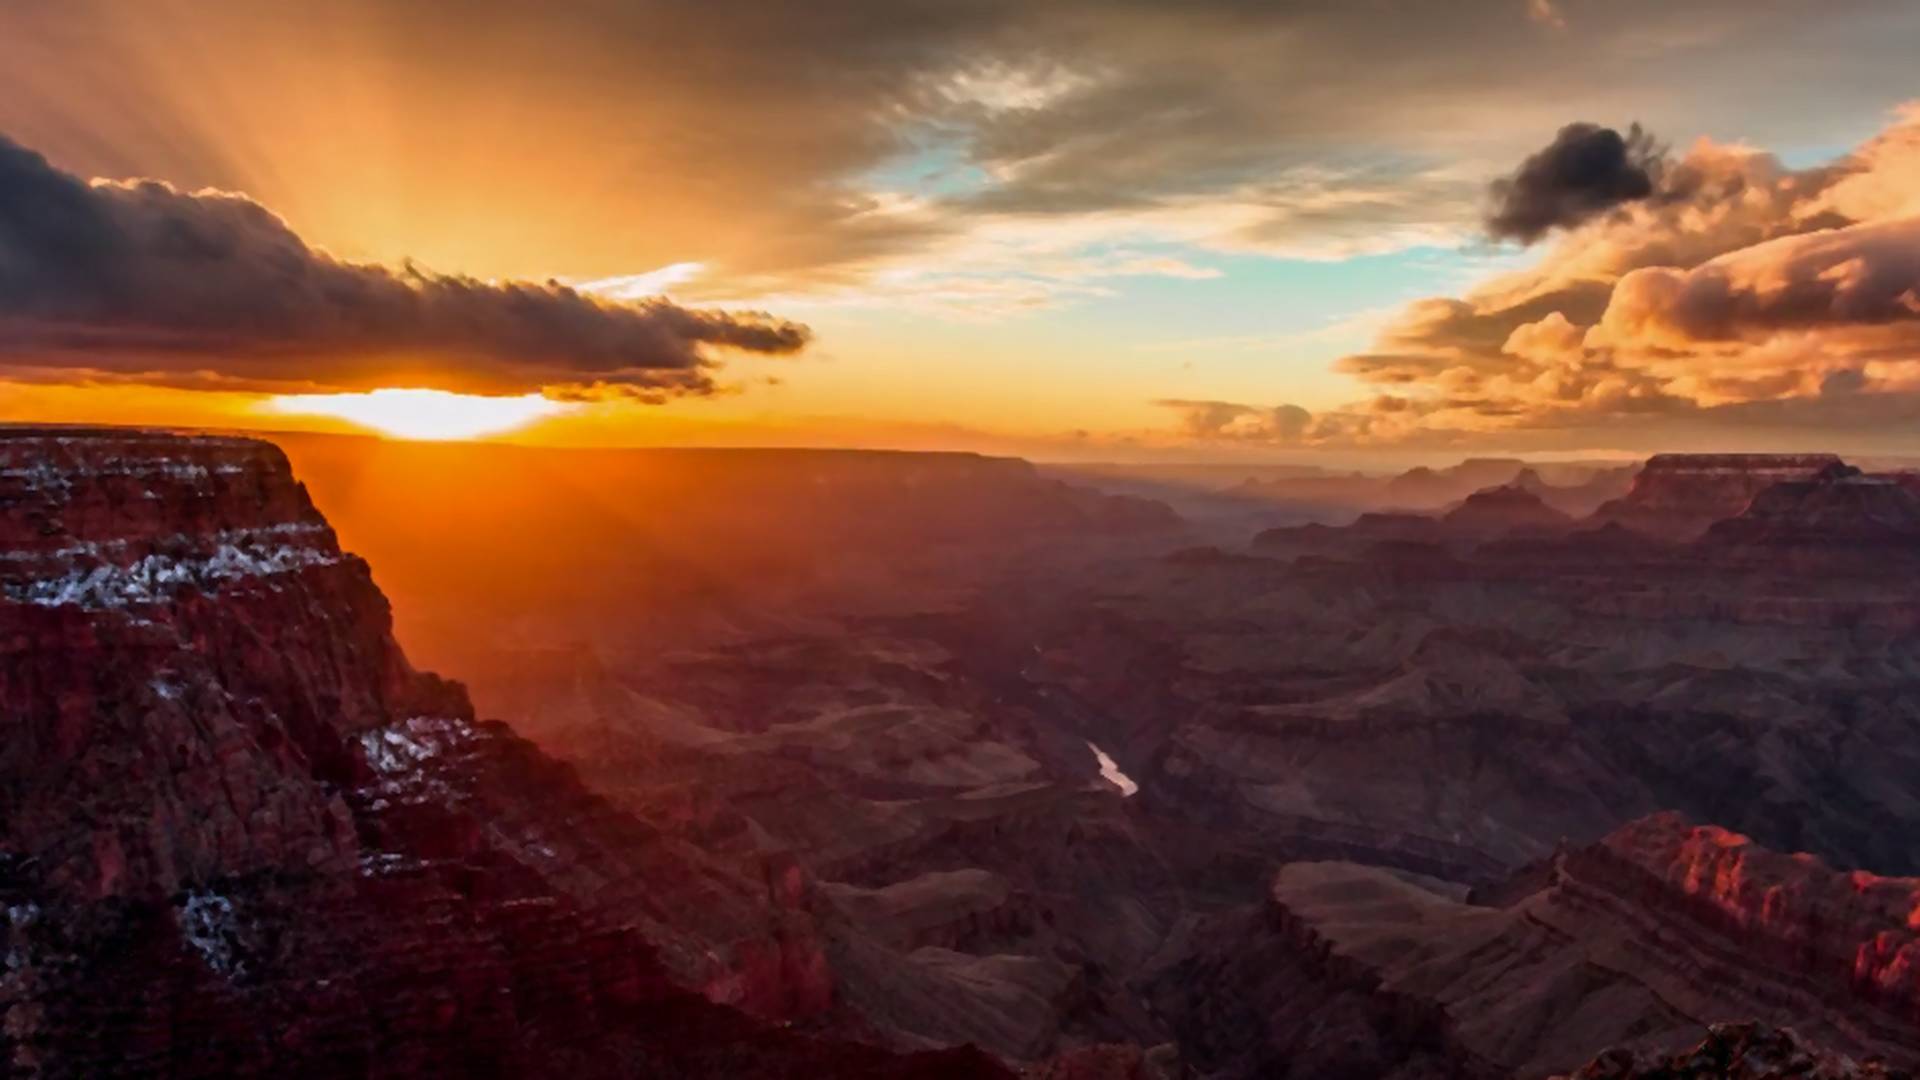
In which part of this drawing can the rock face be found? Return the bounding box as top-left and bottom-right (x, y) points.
(1154, 814), (1920, 1079)
(1594, 813), (1920, 1028)
(1700, 463), (1920, 566)
(1185, 457), (1631, 529)
(1250, 481), (1572, 553)
(1589, 454), (1846, 540)
(0, 430), (442, 901)
(1555, 1023), (1913, 1079)
(1441, 485), (1573, 538)
(1386, 458), (1531, 508)
(0, 429), (1011, 1078)
(1513, 466), (1640, 518)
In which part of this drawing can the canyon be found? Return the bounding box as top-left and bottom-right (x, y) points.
(6, 429), (1920, 1077)
(0, 430), (1018, 1077)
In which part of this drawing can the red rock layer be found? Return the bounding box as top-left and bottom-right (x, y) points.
(1591, 812), (1920, 1028)
(1149, 811), (1920, 1077)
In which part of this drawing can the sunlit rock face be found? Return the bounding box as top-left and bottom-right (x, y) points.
(1596, 813), (1920, 1023)
(1152, 814), (1920, 1079)
(0, 428), (1009, 1078)
(0, 429), (431, 900)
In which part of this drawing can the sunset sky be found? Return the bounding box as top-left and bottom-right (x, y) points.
(4, 1), (1920, 464)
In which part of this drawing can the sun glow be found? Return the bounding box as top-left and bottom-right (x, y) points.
(266, 388), (575, 441)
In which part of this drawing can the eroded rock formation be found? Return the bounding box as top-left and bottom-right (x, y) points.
(1590, 454), (1845, 540)
(1155, 815), (1920, 1078)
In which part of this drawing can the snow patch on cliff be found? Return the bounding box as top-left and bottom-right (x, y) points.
(358, 716), (476, 778)
(5, 902), (40, 975)
(4, 543), (340, 608)
(179, 892), (241, 976)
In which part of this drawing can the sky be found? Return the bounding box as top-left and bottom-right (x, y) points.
(3, 0), (1920, 464)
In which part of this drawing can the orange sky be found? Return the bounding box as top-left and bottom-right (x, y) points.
(5, 2), (1920, 462)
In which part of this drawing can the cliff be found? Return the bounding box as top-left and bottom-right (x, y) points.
(1588, 454), (1845, 540)
(1699, 463), (1920, 566)
(1586, 812), (1920, 1029)
(0, 428), (1010, 1078)
(1152, 813), (1920, 1078)
(1441, 484), (1574, 537)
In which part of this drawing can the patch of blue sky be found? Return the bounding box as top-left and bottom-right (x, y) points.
(1775, 140), (1860, 170)
(857, 130), (993, 198)
(1041, 241), (1534, 408)
(1062, 243), (1527, 354)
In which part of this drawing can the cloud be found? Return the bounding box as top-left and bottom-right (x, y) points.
(1595, 217), (1920, 345)
(1189, 103), (1920, 451)
(1157, 399), (1313, 442)
(1153, 393), (1479, 448)
(1526, 0), (1568, 30)
(1821, 367), (1869, 396)
(1486, 123), (1662, 243)
(12, 0), (1920, 310)
(577, 263), (708, 301)
(0, 135), (808, 396)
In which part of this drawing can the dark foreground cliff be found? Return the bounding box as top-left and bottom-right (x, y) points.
(0, 428), (1011, 1078)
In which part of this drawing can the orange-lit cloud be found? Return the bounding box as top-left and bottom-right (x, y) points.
(1177, 106), (1920, 451)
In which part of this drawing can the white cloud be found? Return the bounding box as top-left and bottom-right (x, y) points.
(576, 262), (707, 300)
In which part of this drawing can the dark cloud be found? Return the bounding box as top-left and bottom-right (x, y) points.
(0, 135), (808, 395)
(1486, 123), (1663, 243)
